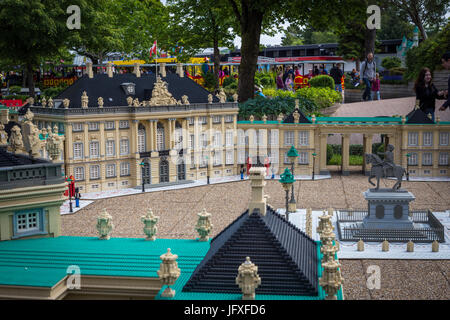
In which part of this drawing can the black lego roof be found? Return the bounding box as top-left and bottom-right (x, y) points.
(405, 108), (435, 124)
(55, 73), (219, 108)
(182, 206), (319, 296)
(0, 147), (48, 168)
(283, 108), (312, 124)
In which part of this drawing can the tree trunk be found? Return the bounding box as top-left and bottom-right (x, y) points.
(365, 28), (376, 57)
(238, 10), (263, 103)
(356, 59), (361, 72)
(26, 63), (35, 98)
(213, 36), (220, 90)
(416, 18), (427, 40)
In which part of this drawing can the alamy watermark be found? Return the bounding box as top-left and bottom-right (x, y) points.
(366, 265), (381, 290)
(367, 5), (381, 30)
(66, 265), (81, 290)
(66, 5), (81, 30)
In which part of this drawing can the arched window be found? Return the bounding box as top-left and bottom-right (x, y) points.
(157, 122), (165, 151)
(159, 159), (169, 183)
(138, 124), (146, 153)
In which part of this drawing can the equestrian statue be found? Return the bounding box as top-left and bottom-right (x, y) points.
(365, 144), (405, 191)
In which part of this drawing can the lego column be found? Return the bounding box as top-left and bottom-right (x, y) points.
(363, 134), (373, 176)
(433, 130), (439, 175)
(147, 120), (155, 152)
(168, 118), (175, 150)
(319, 133), (329, 175)
(153, 120), (158, 150)
(401, 129), (408, 170)
(341, 134), (350, 176)
(131, 120), (140, 187)
(150, 151), (159, 183)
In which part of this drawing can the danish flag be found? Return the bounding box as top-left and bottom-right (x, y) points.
(149, 40), (157, 58)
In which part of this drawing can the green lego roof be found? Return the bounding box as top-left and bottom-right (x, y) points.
(0, 236), (209, 288)
(0, 236), (342, 300)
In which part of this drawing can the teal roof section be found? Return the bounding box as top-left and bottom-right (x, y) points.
(156, 241), (343, 300)
(0, 236), (210, 288)
(0, 104), (18, 114)
(238, 117), (403, 125)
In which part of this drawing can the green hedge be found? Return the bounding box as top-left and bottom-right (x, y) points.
(239, 95), (318, 120)
(9, 85), (22, 94)
(308, 75), (334, 89)
(296, 87), (342, 109)
(254, 71), (275, 87)
(223, 76), (237, 88)
(405, 22), (450, 80)
(381, 57), (402, 70)
(1, 94), (28, 100)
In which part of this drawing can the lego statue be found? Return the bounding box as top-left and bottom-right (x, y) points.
(8, 125), (26, 154)
(365, 144), (405, 190)
(0, 123), (8, 145)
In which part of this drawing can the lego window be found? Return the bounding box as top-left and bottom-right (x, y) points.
(14, 209), (44, 237)
(439, 132), (449, 146)
(90, 165), (100, 179)
(106, 164), (116, 177)
(226, 130), (233, 146)
(120, 162), (130, 176)
(189, 134), (195, 150)
(73, 142), (84, 159)
(120, 139), (129, 155)
(407, 132), (418, 146)
(225, 115), (234, 123)
(226, 150), (234, 164)
(298, 152), (309, 164)
(74, 167), (85, 181)
(138, 128), (146, 153)
(408, 153), (418, 165)
(422, 153), (432, 166)
(88, 122), (99, 131)
(72, 123), (83, 132)
(439, 153), (448, 166)
(105, 121), (115, 130)
(119, 120), (129, 129)
(213, 115), (221, 123)
(284, 131), (294, 146)
(89, 141), (100, 158)
(298, 131), (309, 146)
(106, 140), (115, 156)
(157, 127), (165, 151)
(423, 132), (433, 146)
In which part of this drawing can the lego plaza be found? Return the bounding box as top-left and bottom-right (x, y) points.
(0, 63), (449, 301)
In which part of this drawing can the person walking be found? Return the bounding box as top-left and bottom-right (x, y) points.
(371, 73), (381, 100)
(276, 71), (285, 90)
(330, 64), (344, 93)
(439, 51), (450, 111)
(360, 52), (377, 101)
(414, 67), (446, 122)
(285, 73), (294, 92)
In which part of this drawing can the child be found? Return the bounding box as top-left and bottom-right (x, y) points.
(371, 73), (381, 100)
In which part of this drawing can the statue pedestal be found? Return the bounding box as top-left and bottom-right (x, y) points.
(362, 189), (415, 229)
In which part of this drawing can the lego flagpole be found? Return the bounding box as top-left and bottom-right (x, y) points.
(155, 40), (158, 81)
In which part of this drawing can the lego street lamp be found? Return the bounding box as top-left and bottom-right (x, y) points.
(312, 152), (317, 181)
(406, 153), (411, 181)
(139, 160), (146, 192)
(66, 176), (73, 213)
(279, 168), (295, 221)
(287, 145), (299, 211)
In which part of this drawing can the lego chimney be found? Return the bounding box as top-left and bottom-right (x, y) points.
(248, 166), (267, 216)
(86, 62), (93, 78)
(106, 62), (113, 78)
(133, 63), (141, 78)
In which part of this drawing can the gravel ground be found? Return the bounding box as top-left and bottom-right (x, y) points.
(61, 174), (450, 299)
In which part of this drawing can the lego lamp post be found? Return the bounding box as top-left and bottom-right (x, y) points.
(406, 153), (410, 181)
(287, 145), (299, 212)
(139, 161), (146, 192)
(66, 176), (74, 213)
(279, 168), (295, 221)
(312, 152), (317, 181)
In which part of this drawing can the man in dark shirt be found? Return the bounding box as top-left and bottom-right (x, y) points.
(330, 64), (344, 93)
(439, 51), (450, 111)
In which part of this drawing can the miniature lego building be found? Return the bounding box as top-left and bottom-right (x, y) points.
(0, 147), (65, 241)
(238, 106), (450, 178)
(24, 65), (240, 193)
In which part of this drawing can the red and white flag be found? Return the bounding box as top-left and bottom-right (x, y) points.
(150, 40), (157, 58)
